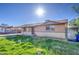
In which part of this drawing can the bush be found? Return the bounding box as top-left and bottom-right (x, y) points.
(1, 35), (79, 55)
(0, 38), (47, 55)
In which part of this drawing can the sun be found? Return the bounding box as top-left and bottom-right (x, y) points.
(36, 7), (45, 17)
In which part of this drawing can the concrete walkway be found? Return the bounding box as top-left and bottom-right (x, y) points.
(0, 33), (23, 36)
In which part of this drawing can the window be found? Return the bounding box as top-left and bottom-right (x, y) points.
(46, 25), (55, 31)
(46, 26), (50, 30)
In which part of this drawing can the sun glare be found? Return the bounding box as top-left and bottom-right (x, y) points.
(36, 7), (45, 17)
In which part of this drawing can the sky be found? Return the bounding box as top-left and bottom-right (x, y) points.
(0, 3), (79, 26)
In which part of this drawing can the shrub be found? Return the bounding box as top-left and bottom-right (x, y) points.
(0, 38), (47, 55)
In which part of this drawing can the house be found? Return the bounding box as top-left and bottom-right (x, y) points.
(0, 19), (68, 39)
(0, 24), (13, 34)
(18, 19), (68, 39)
(0, 24), (22, 34)
(19, 19), (68, 32)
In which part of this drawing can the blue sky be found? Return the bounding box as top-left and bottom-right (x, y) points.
(0, 3), (79, 26)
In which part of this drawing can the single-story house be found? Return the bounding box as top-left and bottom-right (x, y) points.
(0, 19), (68, 39)
(18, 19), (68, 39)
(0, 25), (23, 34)
(0, 25), (13, 34)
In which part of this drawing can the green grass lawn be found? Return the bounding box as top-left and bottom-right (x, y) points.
(0, 35), (79, 55)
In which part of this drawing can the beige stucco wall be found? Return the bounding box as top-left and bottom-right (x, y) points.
(23, 32), (66, 39)
(34, 23), (66, 33)
(21, 23), (67, 33)
(25, 27), (32, 32)
(54, 24), (66, 33)
(34, 25), (46, 32)
(35, 32), (65, 39)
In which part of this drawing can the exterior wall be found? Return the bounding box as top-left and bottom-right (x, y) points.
(0, 27), (5, 32)
(35, 32), (65, 39)
(33, 23), (67, 33)
(25, 27), (32, 32)
(10, 27), (24, 33)
(22, 23), (67, 39)
(34, 25), (46, 32)
(54, 23), (66, 33)
(22, 23), (67, 33)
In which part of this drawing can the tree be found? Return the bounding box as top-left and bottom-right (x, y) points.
(70, 18), (79, 26)
(74, 18), (79, 26)
(73, 6), (79, 15)
(68, 6), (79, 33)
(72, 6), (79, 26)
